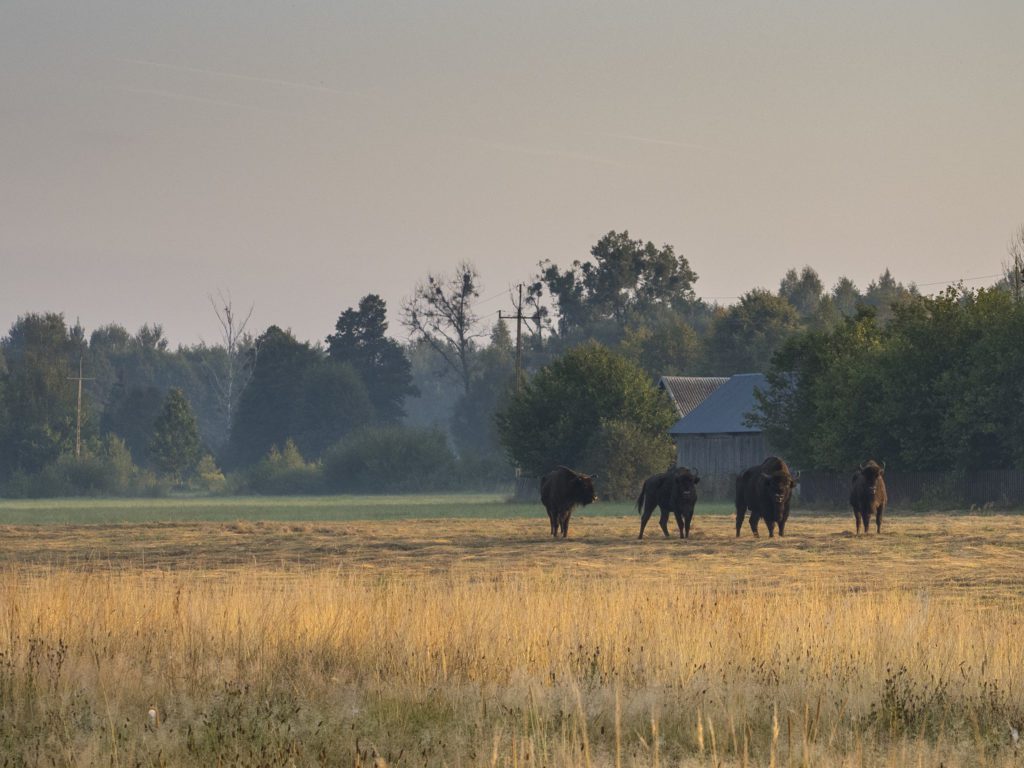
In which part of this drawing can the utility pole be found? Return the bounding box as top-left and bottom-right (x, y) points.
(67, 357), (94, 459)
(499, 284), (542, 393)
(1008, 224), (1024, 303)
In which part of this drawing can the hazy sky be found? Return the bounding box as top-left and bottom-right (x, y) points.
(3, 1), (1022, 346)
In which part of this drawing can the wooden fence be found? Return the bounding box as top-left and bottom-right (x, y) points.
(794, 469), (1024, 509)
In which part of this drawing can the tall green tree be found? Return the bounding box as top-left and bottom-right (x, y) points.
(778, 266), (825, 322)
(751, 308), (889, 470)
(863, 268), (918, 324)
(149, 388), (201, 482)
(228, 326), (374, 465)
(831, 276), (862, 318)
(537, 230), (698, 338)
(0, 313), (80, 478)
(496, 342), (676, 495)
(328, 294), (417, 420)
(753, 287), (1024, 471)
(618, 310), (701, 378)
(703, 290), (801, 375)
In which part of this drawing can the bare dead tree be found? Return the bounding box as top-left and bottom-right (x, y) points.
(206, 291), (255, 440)
(400, 262), (486, 394)
(1005, 223), (1024, 302)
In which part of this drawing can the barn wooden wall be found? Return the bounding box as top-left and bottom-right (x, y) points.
(675, 433), (771, 500)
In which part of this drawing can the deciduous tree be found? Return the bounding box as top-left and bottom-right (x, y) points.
(496, 342), (676, 493)
(536, 231), (698, 338)
(401, 263), (484, 394)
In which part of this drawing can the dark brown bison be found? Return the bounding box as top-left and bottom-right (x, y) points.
(636, 466), (700, 539)
(735, 456), (797, 538)
(850, 460), (887, 534)
(540, 466), (597, 538)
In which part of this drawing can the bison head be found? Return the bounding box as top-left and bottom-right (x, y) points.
(573, 473), (597, 506)
(858, 460), (885, 496)
(760, 469), (796, 513)
(670, 468), (700, 506)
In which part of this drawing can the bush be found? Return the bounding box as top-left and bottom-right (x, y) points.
(195, 454), (228, 494)
(496, 342), (677, 480)
(582, 418), (675, 501)
(322, 425), (456, 493)
(0, 436), (165, 497)
(245, 440), (323, 495)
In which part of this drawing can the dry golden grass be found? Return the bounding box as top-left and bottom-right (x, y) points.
(1, 513), (1022, 766)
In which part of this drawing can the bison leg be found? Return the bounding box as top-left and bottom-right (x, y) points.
(671, 507), (685, 538)
(559, 509), (572, 538)
(735, 506), (746, 537)
(778, 510), (788, 537)
(683, 509), (693, 539)
(875, 504), (884, 534)
(748, 512), (760, 538)
(853, 508), (862, 534)
(546, 507), (558, 537)
(766, 518), (776, 538)
(659, 508), (671, 538)
(638, 503), (656, 539)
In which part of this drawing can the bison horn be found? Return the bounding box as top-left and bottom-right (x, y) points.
(761, 472), (772, 480)
(859, 461), (867, 470)
(881, 460), (886, 471)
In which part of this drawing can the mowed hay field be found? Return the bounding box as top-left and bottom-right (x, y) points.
(1, 499), (1023, 767)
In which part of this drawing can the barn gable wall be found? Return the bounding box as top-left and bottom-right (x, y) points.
(676, 433), (770, 500)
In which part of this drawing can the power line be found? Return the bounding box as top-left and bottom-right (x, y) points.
(476, 287), (514, 307)
(912, 272), (1003, 288)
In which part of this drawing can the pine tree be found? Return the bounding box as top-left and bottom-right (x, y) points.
(328, 294), (417, 420)
(149, 388), (201, 482)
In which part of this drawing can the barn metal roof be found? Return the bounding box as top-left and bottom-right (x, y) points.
(668, 373), (768, 435)
(658, 376), (729, 417)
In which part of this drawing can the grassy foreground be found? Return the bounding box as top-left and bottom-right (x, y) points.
(0, 512), (1022, 766)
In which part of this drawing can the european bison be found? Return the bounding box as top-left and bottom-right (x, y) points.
(540, 466), (597, 538)
(735, 456), (797, 538)
(636, 466), (700, 539)
(850, 460), (887, 534)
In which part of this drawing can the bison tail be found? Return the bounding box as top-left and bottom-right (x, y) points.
(636, 488), (645, 515)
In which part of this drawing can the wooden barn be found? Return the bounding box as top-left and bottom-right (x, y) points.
(668, 373), (772, 497)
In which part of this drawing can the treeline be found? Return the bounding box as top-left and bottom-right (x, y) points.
(1, 228), (1012, 497)
(753, 286), (1024, 472)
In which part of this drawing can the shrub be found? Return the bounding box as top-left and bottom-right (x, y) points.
(496, 342), (677, 481)
(582, 418), (675, 501)
(195, 454), (228, 494)
(322, 425), (456, 493)
(0, 436), (164, 497)
(245, 440), (323, 495)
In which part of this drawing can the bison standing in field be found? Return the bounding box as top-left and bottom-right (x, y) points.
(540, 466), (597, 538)
(636, 466), (700, 539)
(850, 460), (887, 534)
(735, 456), (797, 538)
